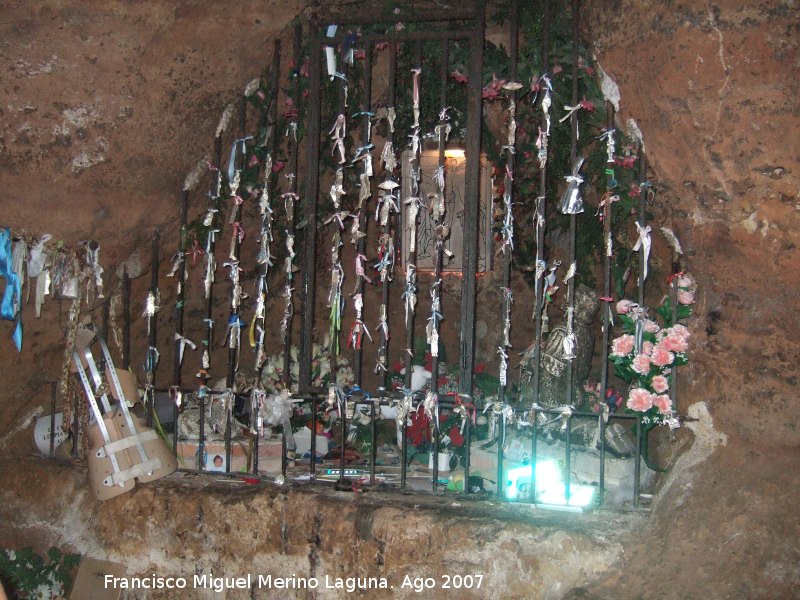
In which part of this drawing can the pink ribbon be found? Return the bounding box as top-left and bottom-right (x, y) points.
(356, 253), (372, 283)
(232, 222), (245, 243)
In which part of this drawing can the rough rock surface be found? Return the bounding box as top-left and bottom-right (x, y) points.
(1, 1), (799, 599)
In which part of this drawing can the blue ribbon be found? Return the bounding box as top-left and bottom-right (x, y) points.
(0, 228), (22, 351)
(227, 136), (253, 182)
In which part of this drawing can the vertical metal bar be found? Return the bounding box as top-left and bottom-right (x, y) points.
(225, 97), (248, 474)
(378, 40), (398, 392)
(404, 41), (423, 392)
(101, 297), (110, 345)
(173, 190), (189, 458)
(283, 29), (300, 387)
(565, 412), (572, 504)
(370, 402), (377, 485)
(530, 407), (538, 503)
(174, 190), (189, 387)
(564, 0), (580, 413)
(339, 401), (347, 488)
(253, 40), (282, 476)
(496, 0), (518, 502)
(530, 0), (550, 411)
(49, 381), (57, 458)
(671, 279), (678, 412)
(281, 428), (287, 477)
(390, 41), (406, 489)
(634, 414), (642, 507)
(71, 391), (79, 458)
(458, 0), (484, 401)
(310, 397), (317, 478)
(496, 416), (505, 498)
(638, 150), (647, 307)
(498, 0), (518, 407)
(299, 23), (322, 394)
(429, 38), (449, 494)
(198, 392), (206, 471)
(353, 44), (373, 386)
(147, 230), (160, 428)
(201, 134), (223, 387)
(464, 415), (471, 491)
(598, 102), (615, 506)
(122, 272), (131, 370)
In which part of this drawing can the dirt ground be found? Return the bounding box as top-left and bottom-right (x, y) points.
(0, 1), (798, 598)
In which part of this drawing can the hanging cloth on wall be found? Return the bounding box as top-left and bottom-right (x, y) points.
(0, 228), (22, 350)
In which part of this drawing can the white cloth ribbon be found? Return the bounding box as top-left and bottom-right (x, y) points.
(633, 222), (652, 282)
(174, 333), (197, 366)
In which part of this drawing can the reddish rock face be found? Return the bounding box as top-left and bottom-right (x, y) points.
(586, 0), (800, 445)
(0, 2), (798, 598)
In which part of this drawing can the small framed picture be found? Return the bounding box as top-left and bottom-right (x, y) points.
(207, 453), (226, 472)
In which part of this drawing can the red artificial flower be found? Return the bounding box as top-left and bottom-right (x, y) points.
(449, 425), (464, 447)
(482, 74), (506, 101)
(299, 57), (310, 78)
(271, 161), (285, 173)
(450, 69), (469, 84)
(406, 411), (431, 446)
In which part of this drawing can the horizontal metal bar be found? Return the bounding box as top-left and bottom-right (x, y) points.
(313, 9), (476, 26)
(321, 28), (474, 45)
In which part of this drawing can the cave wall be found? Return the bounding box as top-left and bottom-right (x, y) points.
(1, 1), (799, 598)
(586, 0), (800, 446)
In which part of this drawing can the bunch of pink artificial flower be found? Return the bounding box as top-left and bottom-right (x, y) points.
(609, 273), (696, 423)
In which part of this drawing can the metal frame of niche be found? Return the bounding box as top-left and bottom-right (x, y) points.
(96, 1), (656, 512)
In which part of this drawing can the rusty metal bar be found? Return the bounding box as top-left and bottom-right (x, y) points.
(529, 0), (551, 413)
(201, 135), (223, 387)
(173, 190), (189, 458)
(378, 39), (398, 392)
(671, 278), (678, 413)
(634, 414), (642, 507)
(314, 9), (476, 26)
(496, 0), (519, 500)
(146, 229), (160, 428)
(281, 29), (300, 388)
(299, 24), (322, 394)
(173, 190), (189, 388)
(458, 1), (484, 402)
(564, 0), (580, 414)
(49, 381), (57, 458)
(598, 102), (617, 504)
(252, 39), (282, 475)
(353, 44), (373, 386)
(122, 272), (131, 370)
(638, 149), (648, 307)
(403, 41), (422, 393)
(223, 96), (248, 474)
(429, 37), (450, 492)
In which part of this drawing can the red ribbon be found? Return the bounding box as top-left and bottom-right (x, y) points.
(666, 271), (686, 284)
(187, 239), (205, 266)
(451, 394), (477, 426)
(232, 222), (245, 243)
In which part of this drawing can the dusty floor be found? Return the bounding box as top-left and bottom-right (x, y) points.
(1, 0), (799, 598)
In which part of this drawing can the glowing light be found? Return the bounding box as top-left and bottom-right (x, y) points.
(506, 460), (595, 507)
(444, 148), (465, 159)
